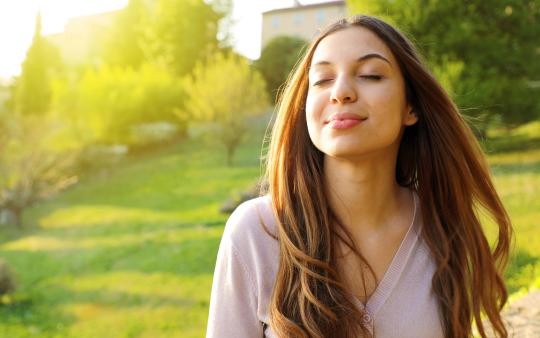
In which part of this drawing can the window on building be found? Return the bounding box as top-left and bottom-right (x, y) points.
(293, 13), (303, 25)
(272, 16), (280, 28)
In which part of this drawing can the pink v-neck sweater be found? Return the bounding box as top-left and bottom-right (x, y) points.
(206, 193), (445, 337)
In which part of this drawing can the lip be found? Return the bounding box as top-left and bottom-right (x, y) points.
(325, 112), (367, 123)
(325, 112), (367, 129)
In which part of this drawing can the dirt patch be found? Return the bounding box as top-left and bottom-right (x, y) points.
(484, 290), (540, 337)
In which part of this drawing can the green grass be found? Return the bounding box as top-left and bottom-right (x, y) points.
(479, 121), (540, 294)
(0, 120), (539, 337)
(0, 128), (263, 338)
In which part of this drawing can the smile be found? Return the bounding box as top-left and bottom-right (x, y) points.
(325, 112), (368, 129)
(328, 119), (365, 129)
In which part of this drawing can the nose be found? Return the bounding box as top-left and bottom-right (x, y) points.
(330, 75), (357, 104)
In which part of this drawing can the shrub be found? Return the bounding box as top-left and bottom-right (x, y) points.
(0, 259), (16, 296)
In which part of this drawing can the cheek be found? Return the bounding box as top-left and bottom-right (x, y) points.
(306, 92), (331, 126)
(373, 96), (408, 144)
(368, 83), (407, 120)
(305, 110), (319, 145)
(305, 90), (324, 119)
(305, 92), (324, 146)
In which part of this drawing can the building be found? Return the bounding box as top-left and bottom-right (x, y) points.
(261, 0), (347, 49)
(46, 11), (119, 67)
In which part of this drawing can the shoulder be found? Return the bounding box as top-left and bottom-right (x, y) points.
(208, 196), (279, 336)
(222, 195), (279, 256)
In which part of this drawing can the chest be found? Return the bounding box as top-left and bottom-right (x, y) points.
(335, 225), (410, 302)
(263, 238), (445, 338)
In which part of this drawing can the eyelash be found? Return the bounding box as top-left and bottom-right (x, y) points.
(312, 75), (382, 86)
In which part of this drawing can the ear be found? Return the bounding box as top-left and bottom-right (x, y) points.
(403, 105), (418, 126)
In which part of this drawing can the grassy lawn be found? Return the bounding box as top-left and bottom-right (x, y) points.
(0, 127), (263, 338)
(0, 120), (539, 337)
(483, 122), (540, 296)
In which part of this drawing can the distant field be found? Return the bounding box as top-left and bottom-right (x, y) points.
(0, 121), (538, 337)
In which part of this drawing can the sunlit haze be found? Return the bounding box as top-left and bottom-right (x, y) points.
(0, 0), (332, 80)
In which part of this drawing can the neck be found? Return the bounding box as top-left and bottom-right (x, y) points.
(323, 152), (413, 235)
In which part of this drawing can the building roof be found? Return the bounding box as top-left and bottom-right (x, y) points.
(263, 0), (345, 15)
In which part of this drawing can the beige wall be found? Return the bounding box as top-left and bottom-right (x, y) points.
(261, 3), (347, 48)
(46, 11), (117, 67)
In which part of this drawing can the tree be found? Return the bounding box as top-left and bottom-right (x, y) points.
(15, 12), (62, 115)
(182, 52), (268, 165)
(0, 114), (78, 228)
(51, 63), (185, 146)
(348, 0), (540, 131)
(211, 0), (234, 48)
(99, 0), (232, 74)
(101, 0), (150, 69)
(255, 36), (307, 103)
(146, 0), (228, 77)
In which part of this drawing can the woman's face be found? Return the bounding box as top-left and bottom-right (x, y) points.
(306, 26), (417, 160)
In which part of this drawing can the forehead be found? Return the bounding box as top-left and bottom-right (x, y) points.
(311, 26), (396, 68)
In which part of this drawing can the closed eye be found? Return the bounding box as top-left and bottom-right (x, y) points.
(359, 75), (382, 80)
(312, 79), (332, 86)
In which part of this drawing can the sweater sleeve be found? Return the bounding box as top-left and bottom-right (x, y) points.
(206, 221), (263, 338)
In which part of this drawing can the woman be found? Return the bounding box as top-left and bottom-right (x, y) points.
(206, 15), (512, 338)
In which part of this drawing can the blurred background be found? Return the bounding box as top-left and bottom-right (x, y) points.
(0, 0), (538, 337)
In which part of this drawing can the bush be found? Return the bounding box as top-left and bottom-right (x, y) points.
(220, 181), (263, 214)
(255, 36), (307, 102)
(51, 63), (185, 146)
(129, 121), (180, 147)
(0, 259), (16, 296)
(0, 114), (79, 227)
(75, 144), (128, 176)
(183, 52), (269, 165)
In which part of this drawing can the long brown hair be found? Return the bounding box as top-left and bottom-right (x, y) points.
(263, 15), (512, 338)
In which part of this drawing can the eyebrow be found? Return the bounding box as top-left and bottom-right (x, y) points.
(311, 53), (392, 68)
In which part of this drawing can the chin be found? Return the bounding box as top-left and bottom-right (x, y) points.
(323, 144), (370, 159)
(327, 151), (367, 160)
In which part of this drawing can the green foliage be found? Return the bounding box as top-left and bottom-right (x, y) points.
(51, 63), (185, 146)
(145, 0), (226, 76)
(347, 0), (540, 128)
(0, 106), (11, 155)
(100, 0), (150, 68)
(0, 114), (79, 228)
(98, 0), (231, 76)
(0, 259), (16, 296)
(1, 79), (17, 115)
(255, 36), (307, 103)
(16, 0), (233, 154)
(215, 0), (234, 47)
(182, 52), (268, 165)
(15, 12), (62, 116)
(51, 0), (232, 149)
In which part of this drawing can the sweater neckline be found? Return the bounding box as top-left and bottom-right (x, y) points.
(351, 190), (421, 319)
